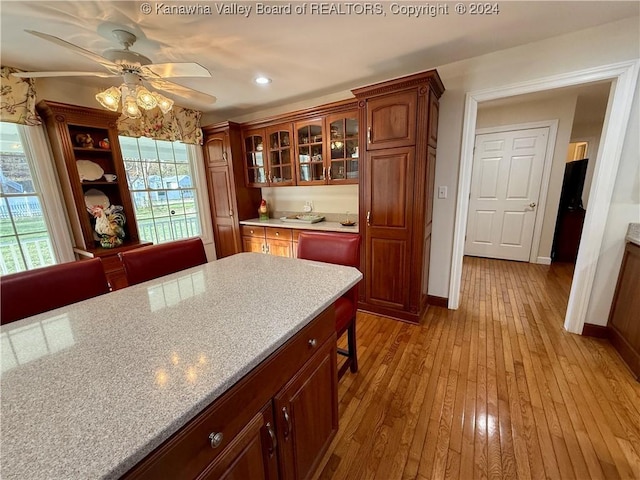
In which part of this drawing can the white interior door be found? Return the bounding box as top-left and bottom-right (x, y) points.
(465, 127), (549, 262)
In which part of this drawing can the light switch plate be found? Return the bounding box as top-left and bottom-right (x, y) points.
(438, 186), (447, 199)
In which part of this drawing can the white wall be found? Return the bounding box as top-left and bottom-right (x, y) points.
(429, 17), (639, 305)
(476, 95), (578, 260)
(585, 80), (640, 326)
(261, 185), (358, 218)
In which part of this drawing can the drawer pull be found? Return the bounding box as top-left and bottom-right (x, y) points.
(275, 232), (279, 236)
(308, 338), (317, 348)
(266, 422), (277, 455)
(282, 407), (291, 439)
(208, 431), (223, 449)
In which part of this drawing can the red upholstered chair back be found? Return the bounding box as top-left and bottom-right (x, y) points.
(297, 232), (361, 322)
(118, 237), (207, 286)
(1, 258), (110, 325)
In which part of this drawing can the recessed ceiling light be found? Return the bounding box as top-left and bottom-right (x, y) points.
(255, 76), (272, 85)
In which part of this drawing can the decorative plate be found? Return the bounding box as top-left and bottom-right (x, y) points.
(280, 215), (325, 224)
(76, 160), (104, 181)
(84, 189), (110, 209)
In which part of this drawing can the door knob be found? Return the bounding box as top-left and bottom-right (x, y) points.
(529, 202), (537, 208)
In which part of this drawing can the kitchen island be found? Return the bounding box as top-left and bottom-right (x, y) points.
(0, 253), (362, 479)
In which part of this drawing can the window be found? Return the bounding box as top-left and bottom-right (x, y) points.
(120, 136), (204, 244)
(0, 123), (58, 274)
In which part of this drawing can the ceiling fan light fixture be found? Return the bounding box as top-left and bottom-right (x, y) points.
(152, 92), (174, 114)
(135, 86), (158, 110)
(123, 95), (142, 119)
(95, 86), (121, 111)
(255, 76), (271, 85)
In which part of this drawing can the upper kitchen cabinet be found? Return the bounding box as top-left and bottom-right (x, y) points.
(353, 70), (445, 323)
(326, 111), (359, 184)
(243, 128), (268, 187)
(295, 112), (359, 186)
(243, 124), (294, 187)
(265, 124), (295, 186)
(203, 122), (262, 259)
(365, 90), (417, 150)
(295, 119), (325, 185)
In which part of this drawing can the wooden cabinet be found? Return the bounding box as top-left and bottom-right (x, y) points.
(238, 100), (359, 188)
(607, 241), (640, 379)
(266, 124), (295, 186)
(124, 306), (338, 480)
(203, 123), (262, 259)
(295, 119), (325, 185)
(242, 226), (292, 257)
(275, 339), (337, 480)
(353, 70), (445, 323)
(326, 111), (359, 184)
(198, 404), (278, 480)
(37, 100), (149, 289)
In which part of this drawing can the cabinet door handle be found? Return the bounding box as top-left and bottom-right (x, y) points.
(265, 244), (270, 254)
(222, 151), (227, 162)
(209, 431), (223, 449)
(268, 171), (272, 183)
(328, 166), (332, 180)
(366, 211), (371, 226)
(229, 209), (233, 217)
(308, 338), (317, 348)
(275, 232), (279, 236)
(367, 127), (372, 144)
(282, 407), (291, 439)
(322, 166), (326, 179)
(266, 421), (277, 455)
(261, 243), (266, 254)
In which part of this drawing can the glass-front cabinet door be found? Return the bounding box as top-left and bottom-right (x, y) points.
(326, 111), (359, 184)
(296, 120), (325, 185)
(266, 124), (294, 186)
(244, 129), (267, 187)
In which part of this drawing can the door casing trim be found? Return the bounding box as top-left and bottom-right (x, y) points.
(448, 60), (640, 334)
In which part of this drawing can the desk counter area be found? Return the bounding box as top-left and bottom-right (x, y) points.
(0, 253), (362, 479)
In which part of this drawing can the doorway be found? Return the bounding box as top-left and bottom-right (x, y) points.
(448, 60), (639, 334)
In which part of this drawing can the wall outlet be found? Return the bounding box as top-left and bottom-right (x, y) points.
(303, 201), (313, 212)
(438, 186), (447, 199)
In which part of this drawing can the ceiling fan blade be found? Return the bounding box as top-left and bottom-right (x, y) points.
(12, 71), (117, 78)
(147, 78), (217, 104)
(25, 30), (120, 73)
(141, 62), (211, 79)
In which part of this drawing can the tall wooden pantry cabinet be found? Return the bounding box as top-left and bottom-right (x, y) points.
(203, 122), (262, 258)
(352, 70), (444, 323)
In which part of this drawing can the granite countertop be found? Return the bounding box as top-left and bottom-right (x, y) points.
(240, 217), (359, 234)
(0, 253), (362, 479)
(626, 223), (640, 246)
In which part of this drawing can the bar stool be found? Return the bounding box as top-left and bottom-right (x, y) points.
(118, 237), (207, 286)
(297, 231), (361, 379)
(1, 258), (110, 325)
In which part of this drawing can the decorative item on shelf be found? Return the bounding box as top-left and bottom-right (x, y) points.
(74, 133), (94, 148)
(103, 174), (117, 182)
(76, 160), (104, 181)
(340, 211), (356, 227)
(258, 199), (269, 221)
(98, 138), (110, 149)
(87, 204), (126, 248)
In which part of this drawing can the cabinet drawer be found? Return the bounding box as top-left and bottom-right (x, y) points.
(265, 227), (293, 241)
(241, 226), (266, 238)
(125, 306), (335, 480)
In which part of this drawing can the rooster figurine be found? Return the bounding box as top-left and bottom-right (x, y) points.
(88, 204), (126, 248)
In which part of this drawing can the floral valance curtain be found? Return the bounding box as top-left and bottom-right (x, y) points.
(0, 66), (41, 126)
(117, 105), (203, 145)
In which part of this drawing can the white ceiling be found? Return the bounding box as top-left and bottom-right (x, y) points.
(1, 1), (638, 120)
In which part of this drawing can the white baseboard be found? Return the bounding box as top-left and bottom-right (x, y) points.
(536, 256), (552, 265)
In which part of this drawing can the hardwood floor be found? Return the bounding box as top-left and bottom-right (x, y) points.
(314, 256), (640, 479)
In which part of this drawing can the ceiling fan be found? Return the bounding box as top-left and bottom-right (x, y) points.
(13, 29), (216, 116)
